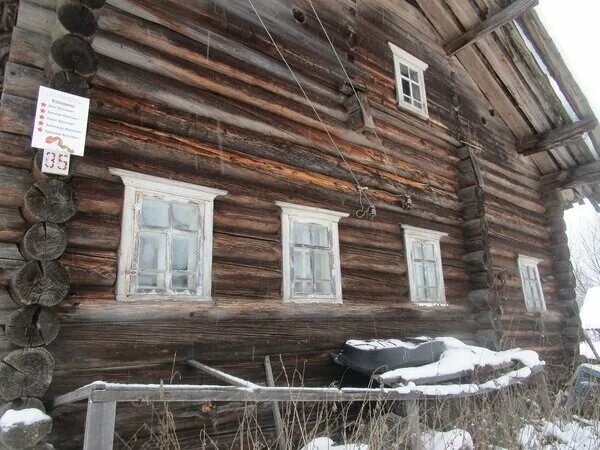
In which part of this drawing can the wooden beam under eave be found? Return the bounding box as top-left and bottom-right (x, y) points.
(542, 160), (600, 190)
(445, 0), (538, 56)
(517, 116), (598, 156)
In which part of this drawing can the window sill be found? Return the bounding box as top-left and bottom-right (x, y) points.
(116, 294), (214, 303)
(396, 102), (429, 120)
(284, 297), (343, 305)
(412, 302), (448, 308)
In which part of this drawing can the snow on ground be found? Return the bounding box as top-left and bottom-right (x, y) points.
(0, 408), (50, 430)
(421, 429), (474, 450)
(298, 437), (367, 450)
(518, 419), (600, 450)
(580, 341), (600, 360)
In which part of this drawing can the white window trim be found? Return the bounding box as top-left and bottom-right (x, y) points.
(110, 168), (227, 302)
(388, 42), (429, 119)
(276, 201), (348, 304)
(402, 224), (448, 306)
(517, 254), (547, 312)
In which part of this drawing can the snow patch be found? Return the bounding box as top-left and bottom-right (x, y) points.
(298, 437), (368, 450)
(518, 419), (600, 450)
(421, 428), (474, 450)
(0, 408), (50, 430)
(580, 341), (600, 360)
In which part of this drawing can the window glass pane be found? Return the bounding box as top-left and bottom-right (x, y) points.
(311, 225), (329, 247)
(294, 280), (311, 296)
(172, 235), (197, 271)
(315, 280), (333, 295)
(414, 101), (423, 110)
(412, 83), (422, 103)
(423, 243), (435, 261)
(292, 222), (311, 245)
(425, 262), (438, 288)
(401, 78), (411, 97)
(172, 203), (198, 231)
(139, 232), (166, 270)
(416, 286), (427, 299)
(172, 274), (196, 291)
(414, 262), (425, 287)
(141, 198), (170, 228)
(427, 286), (438, 300)
(409, 68), (419, 82)
(138, 273), (163, 288)
(400, 64), (409, 78)
(313, 250), (332, 280)
(412, 241), (424, 260)
(293, 248), (311, 279)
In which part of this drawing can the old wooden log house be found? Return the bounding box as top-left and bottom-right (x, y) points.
(0, 0), (598, 447)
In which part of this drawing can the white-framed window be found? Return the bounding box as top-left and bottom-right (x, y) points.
(517, 255), (546, 311)
(276, 201), (348, 304)
(388, 42), (429, 118)
(110, 168), (227, 302)
(402, 225), (448, 305)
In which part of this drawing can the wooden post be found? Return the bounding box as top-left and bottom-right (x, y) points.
(405, 399), (422, 450)
(83, 398), (116, 450)
(264, 356), (286, 450)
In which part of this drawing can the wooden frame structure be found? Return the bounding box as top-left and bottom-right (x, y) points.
(51, 360), (543, 449)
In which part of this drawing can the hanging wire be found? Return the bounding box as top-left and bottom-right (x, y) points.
(306, 0), (412, 209)
(246, 0), (376, 218)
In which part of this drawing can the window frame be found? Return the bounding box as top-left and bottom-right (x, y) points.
(276, 201), (348, 304)
(388, 42), (429, 119)
(402, 224), (448, 305)
(517, 254), (546, 312)
(110, 168), (227, 302)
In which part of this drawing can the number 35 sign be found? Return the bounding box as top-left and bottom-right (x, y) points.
(42, 149), (70, 175)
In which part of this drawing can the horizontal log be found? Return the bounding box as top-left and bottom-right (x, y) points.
(0, 166), (33, 207)
(445, 0), (538, 56)
(544, 160), (600, 190)
(0, 347), (54, 401)
(0, 206), (27, 242)
(6, 306), (60, 347)
(22, 222), (68, 261)
(10, 260), (70, 307)
(22, 179), (76, 224)
(0, 242), (25, 284)
(49, 71), (90, 97)
(518, 116), (598, 156)
(49, 34), (97, 76)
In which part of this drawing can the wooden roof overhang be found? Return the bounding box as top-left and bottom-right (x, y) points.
(414, 0), (600, 209)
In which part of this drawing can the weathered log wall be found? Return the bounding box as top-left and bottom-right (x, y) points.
(0, 0), (577, 447)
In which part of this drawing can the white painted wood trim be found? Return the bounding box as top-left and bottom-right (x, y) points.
(388, 42), (429, 70)
(388, 42), (429, 119)
(111, 168), (226, 302)
(517, 254), (547, 311)
(109, 168), (227, 201)
(402, 224), (448, 305)
(277, 201), (347, 303)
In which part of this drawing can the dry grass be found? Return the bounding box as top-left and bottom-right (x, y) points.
(114, 355), (599, 449)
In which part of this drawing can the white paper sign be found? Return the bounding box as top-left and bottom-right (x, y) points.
(41, 148), (70, 175)
(31, 86), (90, 156)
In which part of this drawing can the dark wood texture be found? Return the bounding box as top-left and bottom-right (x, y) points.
(22, 222), (68, 261)
(0, 348), (54, 400)
(22, 180), (76, 224)
(5, 306), (60, 348)
(445, 0), (538, 56)
(518, 117), (598, 156)
(9, 260), (70, 307)
(0, 0), (588, 447)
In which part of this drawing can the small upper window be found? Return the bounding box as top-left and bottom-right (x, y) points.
(110, 168), (227, 301)
(402, 225), (447, 305)
(276, 202), (348, 303)
(388, 42), (429, 118)
(518, 255), (546, 311)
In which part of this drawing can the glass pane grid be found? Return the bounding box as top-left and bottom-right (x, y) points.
(411, 239), (440, 302)
(398, 62), (424, 111)
(133, 196), (203, 296)
(521, 264), (544, 310)
(290, 221), (335, 298)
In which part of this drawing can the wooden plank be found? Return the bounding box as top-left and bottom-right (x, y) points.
(543, 161), (600, 189)
(52, 383), (101, 408)
(264, 356), (286, 450)
(83, 398), (116, 450)
(445, 0), (538, 56)
(517, 117), (598, 156)
(405, 399), (422, 450)
(186, 359), (259, 388)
